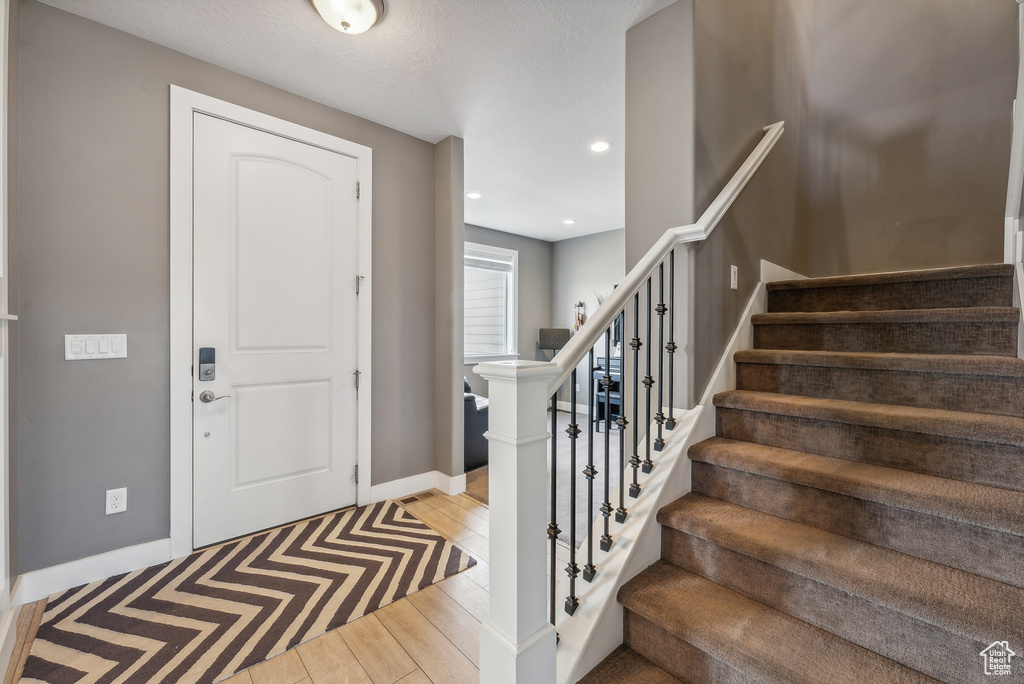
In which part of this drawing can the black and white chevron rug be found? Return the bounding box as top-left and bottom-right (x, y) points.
(20, 500), (475, 683)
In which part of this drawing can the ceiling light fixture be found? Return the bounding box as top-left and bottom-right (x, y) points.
(312, 0), (385, 35)
(466, 192), (483, 199)
(563, 219), (576, 225)
(589, 141), (612, 153)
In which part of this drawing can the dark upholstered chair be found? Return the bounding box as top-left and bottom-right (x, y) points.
(464, 378), (489, 472)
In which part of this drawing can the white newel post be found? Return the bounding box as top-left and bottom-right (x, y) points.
(474, 360), (560, 684)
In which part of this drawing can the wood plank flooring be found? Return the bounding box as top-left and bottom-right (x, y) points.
(3, 489), (511, 684)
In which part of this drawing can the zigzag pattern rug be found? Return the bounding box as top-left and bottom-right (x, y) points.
(20, 500), (475, 683)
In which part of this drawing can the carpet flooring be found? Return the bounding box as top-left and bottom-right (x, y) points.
(582, 263), (1024, 683)
(20, 501), (474, 684)
(464, 410), (623, 548)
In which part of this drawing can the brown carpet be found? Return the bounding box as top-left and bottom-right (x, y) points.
(585, 263), (1024, 683)
(20, 501), (474, 684)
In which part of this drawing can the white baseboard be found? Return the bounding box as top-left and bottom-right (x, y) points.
(555, 401), (590, 415)
(760, 258), (807, 283)
(369, 470), (466, 503)
(0, 604), (21, 679)
(13, 538), (172, 606)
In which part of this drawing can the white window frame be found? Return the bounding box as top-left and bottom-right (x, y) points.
(464, 241), (518, 364)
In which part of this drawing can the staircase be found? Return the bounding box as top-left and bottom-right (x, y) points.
(581, 264), (1024, 684)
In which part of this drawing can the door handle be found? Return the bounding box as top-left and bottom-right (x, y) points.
(199, 390), (229, 403)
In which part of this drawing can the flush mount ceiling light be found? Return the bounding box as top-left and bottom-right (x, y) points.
(312, 0), (385, 35)
(466, 192), (483, 199)
(589, 141), (612, 153)
(563, 219), (576, 225)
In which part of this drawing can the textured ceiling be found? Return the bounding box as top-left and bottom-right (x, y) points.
(37, 0), (676, 241)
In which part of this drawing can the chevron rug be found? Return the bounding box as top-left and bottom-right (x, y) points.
(19, 500), (475, 683)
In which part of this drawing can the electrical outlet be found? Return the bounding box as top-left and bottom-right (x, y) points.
(106, 487), (127, 515)
(730, 265), (739, 290)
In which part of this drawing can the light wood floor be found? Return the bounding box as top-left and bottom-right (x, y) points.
(4, 490), (527, 684)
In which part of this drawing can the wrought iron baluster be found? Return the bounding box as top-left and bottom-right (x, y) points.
(642, 278), (655, 473)
(583, 350), (597, 582)
(654, 263), (667, 451)
(600, 326), (613, 552)
(629, 293), (642, 498)
(615, 309), (629, 523)
(548, 393), (560, 626)
(666, 249), (677, 430)
(565, 371), (580, 615)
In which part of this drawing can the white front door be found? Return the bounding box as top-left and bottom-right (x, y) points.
(191, 112), (360, 548)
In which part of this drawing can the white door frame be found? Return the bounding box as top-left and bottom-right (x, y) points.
(169, 86), (372, 559)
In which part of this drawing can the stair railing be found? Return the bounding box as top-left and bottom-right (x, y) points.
(474, 120), (784, 684)
(1006, 0), (1024, 264)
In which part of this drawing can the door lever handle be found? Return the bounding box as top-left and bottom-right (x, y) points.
(199, 390), (229, 403)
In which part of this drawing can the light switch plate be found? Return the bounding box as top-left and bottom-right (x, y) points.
(730, 265), (739, 290)
(65, 334), (128, 360)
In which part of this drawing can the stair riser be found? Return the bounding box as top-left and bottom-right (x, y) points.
(661, 530), (987, 684)
(767, 277), (1014, 313)
(735, 362), (1024, 418)
(753, 321), (1018, 356)
(691, 461), (1024, 588)
(624, 612), (758, 684)
(716, 407), (1024, 492)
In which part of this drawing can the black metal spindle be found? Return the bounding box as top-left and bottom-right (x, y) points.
(654, 263), (667, 451)
(642, 278), (655, 473)
(548, 393), (560, 626)
(564, 370), (580, 615)
(583, 350), (597, 582)
(615, 312), (629, 523)
(666, 249), (677, 430)
(629, 293), (642, 498)
(600, 326), (613, 552)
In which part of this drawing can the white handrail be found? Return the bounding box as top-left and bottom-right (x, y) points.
(547, 120), (785, 395)
(1006, 1), (1024, 263)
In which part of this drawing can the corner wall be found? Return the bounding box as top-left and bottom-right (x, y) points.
(17, 0), (438, 573)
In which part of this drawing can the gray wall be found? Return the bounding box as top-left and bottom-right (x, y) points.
(17, 1), (439, 572)
(624, 0), (695, 271)
(463, 225), (554, 397)
(551, 229), (625, 402)
(690, 0), (811, 396)
(804, 0), (1015, 275)
(6, 0), (20, 582)
(434, 137), (465, 477)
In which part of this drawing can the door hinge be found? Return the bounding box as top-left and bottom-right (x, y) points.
(356, 275), (365, 295)
(353, 369), (361, 396)
(355, 464), (359, 484)
(356, 181), (360, 199)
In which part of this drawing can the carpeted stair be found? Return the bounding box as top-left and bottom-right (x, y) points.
(581, 264), (1024, 683)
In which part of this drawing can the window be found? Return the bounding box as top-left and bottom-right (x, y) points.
(464, 242), (518, 362)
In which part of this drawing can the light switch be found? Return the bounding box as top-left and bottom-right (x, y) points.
(65, 334), (128, 360)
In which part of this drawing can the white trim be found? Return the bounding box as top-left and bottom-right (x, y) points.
(556, 267), (781, 683)
(760, 259), (807, 283)
(169, 86), (373, 559)
(12, 539), (172, 606)
(465, 353), (518, 364)
(0, 603), (19, 679)
(369, 470), (467, 503)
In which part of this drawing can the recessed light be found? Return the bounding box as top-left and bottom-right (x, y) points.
(466, 192), (482, 199)
(563, 219), (576, 225)
(590, 141), (612, 153)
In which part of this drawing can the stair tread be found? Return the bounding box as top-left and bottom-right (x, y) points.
(577, 646), (684, 684)
(752, 306), (1020, 325)
(733, 349), (1024, 377)
(656, 494), (1024, 639)
(767, 264), (1014, 292)
(714, 390), (1024, 447)
(689, 436), (1024, 536)
(619, 561), (939, 684)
